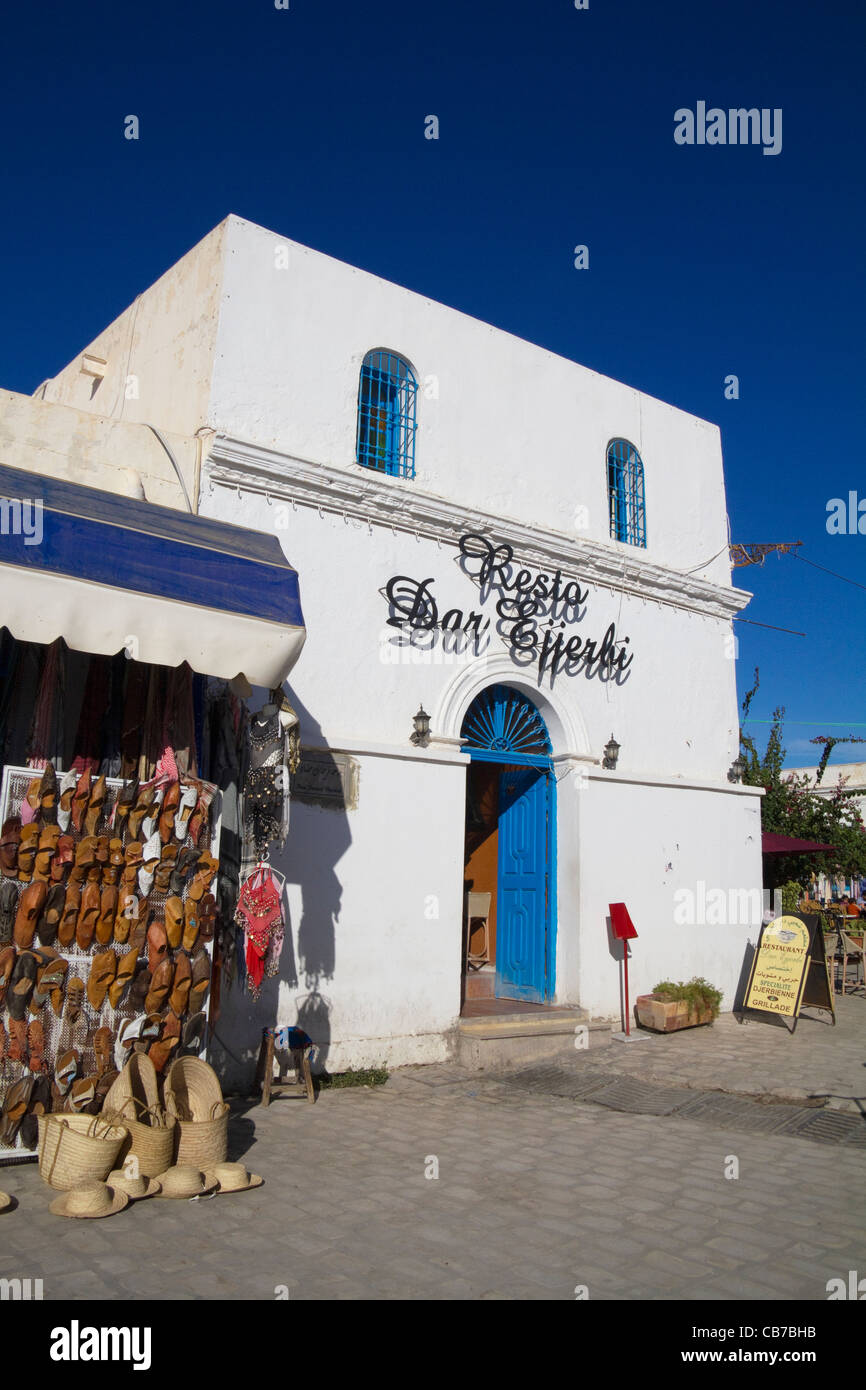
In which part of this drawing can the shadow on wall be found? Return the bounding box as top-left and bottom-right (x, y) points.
(211, 688), (351, 1092)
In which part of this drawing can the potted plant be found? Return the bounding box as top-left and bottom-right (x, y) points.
(636, 976), (723, 1033)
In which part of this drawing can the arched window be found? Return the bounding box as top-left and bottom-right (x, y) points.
(460, 685), (552, 767)
(356, 350), (417, 478)
(607, 439), (646, 547)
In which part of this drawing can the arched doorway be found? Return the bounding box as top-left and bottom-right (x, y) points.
(460, 684), (556, 1005)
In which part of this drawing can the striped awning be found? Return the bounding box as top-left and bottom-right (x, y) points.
(0, 463), (305, 686)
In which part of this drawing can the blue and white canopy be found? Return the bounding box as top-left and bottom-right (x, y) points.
(0, 463), (305, 686)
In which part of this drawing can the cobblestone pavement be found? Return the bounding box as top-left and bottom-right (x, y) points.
(0, 1000), (864, 1302)
(570, 995), (866, 1111)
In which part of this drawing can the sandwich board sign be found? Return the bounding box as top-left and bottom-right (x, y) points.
(742, 913), (835, 1030)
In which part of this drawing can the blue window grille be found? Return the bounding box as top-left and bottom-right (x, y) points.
(356, 350), (417, 478)
(607, 438), (646, 547)
(460, 684), (552, 769)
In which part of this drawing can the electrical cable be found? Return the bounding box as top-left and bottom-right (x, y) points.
(791, 551), (866, 593)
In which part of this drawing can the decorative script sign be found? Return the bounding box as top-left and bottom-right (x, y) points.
(384, 533), (635, 682)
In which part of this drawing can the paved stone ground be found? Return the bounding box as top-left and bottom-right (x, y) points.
(0, 999), (863, 1302)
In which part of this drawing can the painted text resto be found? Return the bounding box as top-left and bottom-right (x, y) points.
(384, 533), (635, 681)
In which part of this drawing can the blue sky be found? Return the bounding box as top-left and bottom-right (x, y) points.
(1, 0), (863, 769)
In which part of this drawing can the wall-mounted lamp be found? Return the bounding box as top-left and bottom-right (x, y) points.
(602, 734), (621, 770)
(410, 705), (431, 748)
(727, 755), (747, 784)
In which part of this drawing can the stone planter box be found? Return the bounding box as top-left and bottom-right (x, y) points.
(635, 993), (715, 1033)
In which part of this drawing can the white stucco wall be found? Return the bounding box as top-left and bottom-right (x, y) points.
(207, 216), (731, 585)
(0, 391), (198, 509)
(40, 221), (227, 442)
(201, 481), (762, 1073)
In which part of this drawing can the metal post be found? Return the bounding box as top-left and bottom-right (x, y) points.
(624, 941), (630, 1036)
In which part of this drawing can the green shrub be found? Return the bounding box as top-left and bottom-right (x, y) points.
(780, 880), (804, 914)
(317, 1066), (389, 1089)
(651, 976), (723, 1018)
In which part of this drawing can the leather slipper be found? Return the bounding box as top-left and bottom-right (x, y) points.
(14, 879), (47, 949)
(0, 816), (21, 876)
(50, 833), (75, 882)
(145, 957), (173, 1013)
(147, 920), (168, 972)
(141, 787), (164, 843)
(58, 881), (80, 947)
(103, 839), (125, 886)
(84, 775), (107, 838)
(70, 769), (92, 834)
(128, 960), (151, 1012)
(138, 831), (161, 898)
(8, 1017), (28, 1063)
(164, 897), (184, 950)
(0, 879), (18, 945)
(181, 1011), (207, 1054)
(169, 952), (192, 1015)
(54, 1048), (80, 1096)
(108, 948), (139, 1009)
(0, 944), (16, 1007)
(182, 897), (200, 952)
(76, 881), (101, 950)
(69, 835), (97, 884)
(27, 1018), (47, 1073)
(0, 1016), (6, 1063)
(113, 775), (139, 833)
(169, 846), (199, 896)
(66, 1075), (97, 1113)
(37, 882), (65, 947)
(154, 844), (178, 894)
(128, 786), (155, 841)
(96, 886), (118, 944)
(86, 950), (117, 1011)
(30, 945), (59, 1011)
(64, 976), (84, 1024)
(35, 955), (68, 1015)
(8, 950), (38, 1020)
(57, 769), (77, 832)
(113, 887), (141, 944)
(16, 823), (40, 881)
(148, 1037), (178, 1073)
(93, 1026), (114, 1076)
(174, 783), (199, 841)
(187, 952), (211, 1015)
(197, 852), (219, 889)
(38, 762), (59, 825)
(197, 893), (217, 943)
(18, 1074), (50, 1150)
(34, 824), (61, 881)
(0, 1076), (35, 1145)
(158, 782), (180, 845)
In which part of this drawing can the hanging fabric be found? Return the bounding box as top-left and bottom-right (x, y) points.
(28, 637), (66, 769)
(234, 861), (285, 1000)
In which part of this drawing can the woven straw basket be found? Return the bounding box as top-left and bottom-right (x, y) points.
(165, 1056), (228, 1168)
(103, 1096), (177, 1179)
(173, 1102), (230, 1168)
(38, 1113), (129, 1191)
(164, 1056), (223, 1121)
(102, 1052), (160, 1116)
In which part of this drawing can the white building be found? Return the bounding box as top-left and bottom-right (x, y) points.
(22, 214), (763, 1082)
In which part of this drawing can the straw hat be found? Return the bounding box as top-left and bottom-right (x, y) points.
(49, 1181), (128, 1219)
(154, 1165), (216, 1199)
(207, 1162), (264, 1195)
(106, 1169), (161, 1201)
(0, 1191), (14, 1213)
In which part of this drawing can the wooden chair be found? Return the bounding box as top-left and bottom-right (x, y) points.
(839, 930), (866, 995)
(465, 891), (492, 970)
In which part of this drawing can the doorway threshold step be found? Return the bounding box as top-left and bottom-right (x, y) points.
(458, 1007), (590, 1041)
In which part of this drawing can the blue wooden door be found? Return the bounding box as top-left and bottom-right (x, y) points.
(495, 766), (549, 1002)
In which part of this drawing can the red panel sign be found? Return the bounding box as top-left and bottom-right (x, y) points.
(609, 902), (638, 940)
